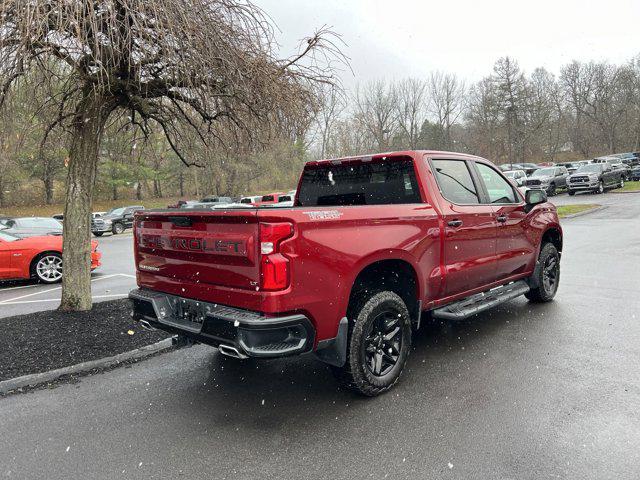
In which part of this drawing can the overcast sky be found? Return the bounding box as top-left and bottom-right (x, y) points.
(256, 0), (640, 86)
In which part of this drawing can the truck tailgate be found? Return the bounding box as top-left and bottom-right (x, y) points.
(135, 210), (259, 290)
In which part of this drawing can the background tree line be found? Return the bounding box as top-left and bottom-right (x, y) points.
(3, 55), (640, 209)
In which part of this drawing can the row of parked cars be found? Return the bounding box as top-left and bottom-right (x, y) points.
(168, 190), (297, 210)
(500, 152), (639, 195)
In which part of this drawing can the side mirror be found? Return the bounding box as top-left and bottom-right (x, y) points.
(525, 189), (547, 212)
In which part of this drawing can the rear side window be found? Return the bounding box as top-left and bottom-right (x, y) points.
(296, 157), (421, 206)
(476, 163), (518, 204)
(431, 159), (480, 204)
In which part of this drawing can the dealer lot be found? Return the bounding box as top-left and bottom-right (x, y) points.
(0, 191), (638, 479)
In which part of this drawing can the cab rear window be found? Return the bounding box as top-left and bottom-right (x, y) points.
(297, 158), (421, 206)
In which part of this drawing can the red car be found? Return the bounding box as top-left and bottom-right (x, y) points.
(130, 150), (562, 395)
(0, 231), (101, 283)
(253, 192), (289, 206)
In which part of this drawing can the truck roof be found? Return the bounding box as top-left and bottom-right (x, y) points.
(306, 150), (482, 166)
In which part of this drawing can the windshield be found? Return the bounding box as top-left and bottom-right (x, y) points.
(16, 217), (62, 228)
(0, 230), (20, 241)
(107, 207), (125, 216)
(576, 164), (603, 173)
(531, 168), (555, 177)
(504, 171), (517, 178)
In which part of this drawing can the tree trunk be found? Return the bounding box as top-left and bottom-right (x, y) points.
(43, 170), (54, 205)
(59, 91), (114, 311)
(178, 171), (185, 196)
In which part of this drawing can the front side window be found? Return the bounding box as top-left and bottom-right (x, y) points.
(476, 163), (518, 204)
(431, 159), (480, 204)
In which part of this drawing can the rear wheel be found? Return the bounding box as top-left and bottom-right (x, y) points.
(32, 253), (63, 284)
(331, 291), (412, 396)
(526, 243), (560, 303)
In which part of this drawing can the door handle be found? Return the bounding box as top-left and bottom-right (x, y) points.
(447, 219), (463, 228)
(496, 214), (507, 223)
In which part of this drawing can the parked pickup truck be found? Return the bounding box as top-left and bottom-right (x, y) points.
(130, 151), (562, 396)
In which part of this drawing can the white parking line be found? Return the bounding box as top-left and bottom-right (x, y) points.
(0, 273), (132, 304)
(0, 293), (129, 305)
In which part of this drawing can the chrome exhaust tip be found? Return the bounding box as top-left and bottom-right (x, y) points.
(218, 344), (248, 359)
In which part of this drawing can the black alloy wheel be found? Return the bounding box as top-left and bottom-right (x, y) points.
(362, 309), (403, 377)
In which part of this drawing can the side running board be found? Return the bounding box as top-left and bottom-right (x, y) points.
(432, 280), (530, 320)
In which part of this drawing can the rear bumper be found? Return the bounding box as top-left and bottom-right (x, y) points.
(129, 288), (315, 358)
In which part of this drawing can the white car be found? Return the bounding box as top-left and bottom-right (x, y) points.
(240, 195), (262, 205)
(504, 169), (527, 187)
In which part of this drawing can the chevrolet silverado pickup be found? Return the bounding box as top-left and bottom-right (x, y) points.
(130, 151), (562, 396)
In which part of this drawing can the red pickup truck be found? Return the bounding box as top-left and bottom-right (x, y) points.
(130, 151), (562, 396)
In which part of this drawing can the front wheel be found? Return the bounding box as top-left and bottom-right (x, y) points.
(568, 190), (575, 196)
(112, 222), (124, 235)
(526, 243), (560, 303)
(93, 232), (104, 237)
(32, 253), (63, 284)
(331, 291), (412, 396)
(619, 178), (625, 189)
(547, 183), (556, 196)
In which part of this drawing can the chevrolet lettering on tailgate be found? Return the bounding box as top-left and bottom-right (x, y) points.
(140, 235), (247, 255)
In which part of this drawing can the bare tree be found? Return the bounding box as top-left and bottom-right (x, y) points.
(428, 71), (465, 150)
(394, 78), (428, 149)
(354, 80), (396, 151)
(313, 85), (345, 158)
(0, 0), (342, 310)
(466, 77), (501, 160)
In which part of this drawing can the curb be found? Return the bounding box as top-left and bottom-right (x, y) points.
(0, 337), (174, 395)
(560, 205), (606, 219)
(611, 190), (640, 194)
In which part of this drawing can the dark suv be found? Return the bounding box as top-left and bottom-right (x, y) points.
(567, 163), (624, 195)
(92, 205), (144, 236)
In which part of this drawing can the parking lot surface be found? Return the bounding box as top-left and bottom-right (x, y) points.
(0, 191), (638, 479)
(0, 233), (136, 318)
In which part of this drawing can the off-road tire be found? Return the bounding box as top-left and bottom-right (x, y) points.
(526, 242), (560, 303)
(331, 291), (412, 396)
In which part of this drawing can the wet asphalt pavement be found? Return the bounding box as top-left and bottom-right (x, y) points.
(0, 191), (639, 479)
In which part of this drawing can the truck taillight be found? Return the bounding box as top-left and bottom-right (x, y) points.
(259, 222), (293, 291)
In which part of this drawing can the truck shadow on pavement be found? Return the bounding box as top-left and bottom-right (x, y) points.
(176, 297), (559, 434)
